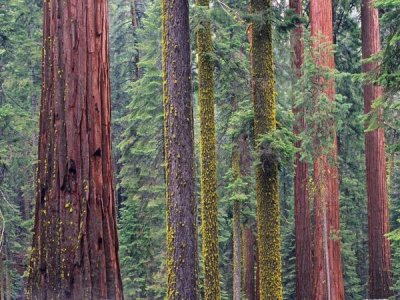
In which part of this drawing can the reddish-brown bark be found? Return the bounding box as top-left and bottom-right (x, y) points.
(162, 0), (198, 298)
(27, 1), (123, 299)
(361, 0), (392, 297)
(290, 0), (312, 298)
(310, 0), (344, 298)
(255, 239), (260, 300)
(242, 226), (256, 300)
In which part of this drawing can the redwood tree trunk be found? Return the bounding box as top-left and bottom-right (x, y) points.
(27, 1), (123, 299)
(310, 0), (344, 298)
(242, 226), (255, 300)
(361, 0), (392, 297)
(162, 0), (198, 298)
(290, 0), (313, 298)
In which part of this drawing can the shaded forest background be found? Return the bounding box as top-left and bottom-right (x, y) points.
(0, 0), (399, 298)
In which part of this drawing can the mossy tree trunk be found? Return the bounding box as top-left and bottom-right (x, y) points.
(290, 0), (312, 298)
(249, 0), (283, 298)
(162, 0), (199, 298)
(310, 0), (344, 297)
(196, 0), (220, 299)
(361, 0), (392, 297)
(27, 1), (123, 298)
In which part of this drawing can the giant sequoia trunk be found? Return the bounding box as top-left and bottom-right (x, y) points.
(310, 0), (344, 298)
(27, 1), (123, 298)
(162, 0), (198, 298)
(290, 0), (312, 298)
(249, 0), (283, 298)
(196, 0), (220, 298)
(361, 0), (392, 297)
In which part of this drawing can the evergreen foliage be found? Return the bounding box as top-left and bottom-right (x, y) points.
(0, 0), (399, 298)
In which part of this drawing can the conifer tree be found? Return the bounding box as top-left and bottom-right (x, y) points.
(162, 0), (198, 298)
(310, 0), (345, 297)
(232, 154), (241, 300)
(242, 225), (256, 300)
(196, 0), (221, 298)
(27, 1), (123, 298)
(289, 0), (312, 298)
(249, 0), (283, 298)
(361, 0), (392, 297)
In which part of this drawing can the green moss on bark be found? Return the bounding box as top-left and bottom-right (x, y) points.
(196, 1), (221, 299)
(250, 0), (283, 298)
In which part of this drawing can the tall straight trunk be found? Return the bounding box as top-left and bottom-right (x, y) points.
(249, 0), (283, 298)
(196, 0), (220, 298)
(232, 199), (241, 300)
(162, 0), (198, 298)
(310, 0), (344, 298)
(255, 239), (260, 300)
(242, 226), (256, 300)
(232, 130), (251, 300)
(290, 0), (312, 299)
(27, 1), (123, 298)
(361, 0), (392, 297)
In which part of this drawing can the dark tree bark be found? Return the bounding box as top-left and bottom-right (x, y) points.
(242, 226), (255, 300)
(361, 0), (392, 297)
(196, 0), (220, 298)
(27, 1), (123, 299)
(162, 0), (198, 298)
(249, 0), (283, 298)
(310, 0), (344, 298)
(290, 0), (312, 299)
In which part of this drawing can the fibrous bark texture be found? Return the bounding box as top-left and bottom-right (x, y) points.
(310, 0), (344, 298)
(196, 0), (220, 298)
(162, 0), (198, 298)
(249, 0), (283, 298)
(361, 0), (392, 297)
(242, 226), (256, 300)
(27, 1), (123, 299)
(290, 0), (312, 299)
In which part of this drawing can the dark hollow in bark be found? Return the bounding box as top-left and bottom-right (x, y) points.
(27, 1), (123, 299)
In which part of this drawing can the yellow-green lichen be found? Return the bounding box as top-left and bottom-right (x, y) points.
(250, 0), (283, 298)
(196, 0), (221, 299)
